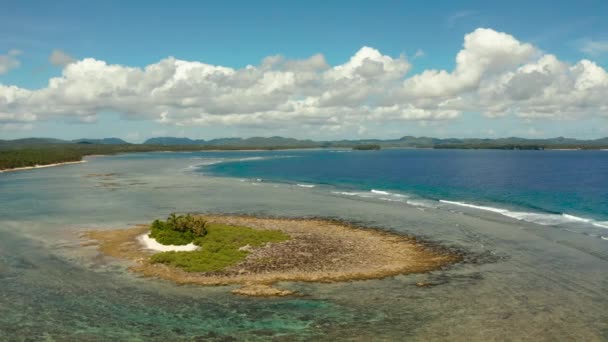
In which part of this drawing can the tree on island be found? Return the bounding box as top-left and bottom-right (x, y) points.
(150, 213), (208, 245)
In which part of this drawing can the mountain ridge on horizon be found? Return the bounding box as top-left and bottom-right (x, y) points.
(1, 135), (608, 149)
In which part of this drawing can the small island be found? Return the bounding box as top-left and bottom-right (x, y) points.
(352, 144), (381, 150)
(84, 214), (459, 296)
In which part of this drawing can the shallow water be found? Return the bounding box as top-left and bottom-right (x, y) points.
(0, 152), (607, 340)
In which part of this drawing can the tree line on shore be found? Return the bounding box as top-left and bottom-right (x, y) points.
(1, 135), (607, 170)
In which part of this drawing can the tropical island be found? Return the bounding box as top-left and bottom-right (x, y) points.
(84, 213), (460, 296)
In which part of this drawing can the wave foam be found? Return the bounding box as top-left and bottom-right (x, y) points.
(188, 155), (296, 172)
(593, 222), (608, 229)
(331, 189), (409, 203)
(332, 191), (368, 197)
(439, 200), (606, 227)
(296, 184), (315, 188)
(371, 189), (407, 197)
(562, 214), (592, 223)
(406, 200), (438, 208)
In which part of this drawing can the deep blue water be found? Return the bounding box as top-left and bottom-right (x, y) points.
(203, 149), (608, 223)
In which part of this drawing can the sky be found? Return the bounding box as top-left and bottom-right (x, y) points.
(1, 0), (608, 142)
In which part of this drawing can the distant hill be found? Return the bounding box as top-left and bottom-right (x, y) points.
(2, 135), (608, 151)
(73, 138), (129, 145)
(143, 137), (201, 145)
(143, 136), (318, 147)
(208, 136), (318, 147)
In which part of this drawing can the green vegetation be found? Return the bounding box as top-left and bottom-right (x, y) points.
(149, 215), (290, 272)
(353, 144), (381, 150)
(149, 213), (208, 245)
(0, 148), (85, 169)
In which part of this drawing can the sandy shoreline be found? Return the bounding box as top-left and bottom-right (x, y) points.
(137, 234), (199, 252)
(0, 160), (87, 173)
(84, 215), (460, 296)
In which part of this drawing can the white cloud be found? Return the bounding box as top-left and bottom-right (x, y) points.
(0, 28), (607, 133)
(0, 49), (22, 75)
(400, 28), (538, 99)
(581, 39), (608, 55)
(49, 49), (76, 66)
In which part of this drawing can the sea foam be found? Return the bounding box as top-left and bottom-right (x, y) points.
(593, 222), (608, 229)
(439, 200), (605, 227)
(331, 189), (409, 202)
(371, 189), (407, 197)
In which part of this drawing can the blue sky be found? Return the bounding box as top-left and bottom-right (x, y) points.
(1, 0), (607, 142)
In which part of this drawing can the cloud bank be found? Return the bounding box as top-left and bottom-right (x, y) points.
(1, 28), (607, 132)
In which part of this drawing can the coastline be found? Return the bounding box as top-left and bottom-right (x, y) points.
(2, 145), (607, 173)
(0, 160), (87, 173)
(84, 214), (460, 296)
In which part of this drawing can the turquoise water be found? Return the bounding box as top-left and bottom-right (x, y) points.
(0, 151), (607, 340)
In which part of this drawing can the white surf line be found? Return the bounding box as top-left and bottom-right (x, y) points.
(137, 234), (199, 252)
(0, 160), (87, 173)
(439, 200), (608, 228)
(371, 189), (407, 197)
(562, 214), (592, 223)
(439, 200), (509, 214)
(593, 222), (608, 229)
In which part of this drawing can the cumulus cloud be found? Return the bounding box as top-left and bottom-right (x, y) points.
(0, 28), (607, 132)
(0, 49), (22, 75)
(49, 49), (76, 66)
(399, 28), (538, 99)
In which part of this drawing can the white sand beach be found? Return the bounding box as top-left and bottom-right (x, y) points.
(137, 234), (199, 252)
(0, 160), (87, 173)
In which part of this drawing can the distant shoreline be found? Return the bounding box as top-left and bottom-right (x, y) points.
(2, 144), (607, 173)
(0, 160), (87, 173)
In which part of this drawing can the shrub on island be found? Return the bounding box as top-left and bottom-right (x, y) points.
(149, 213), (208, 245)
(149, 218), (290, 272)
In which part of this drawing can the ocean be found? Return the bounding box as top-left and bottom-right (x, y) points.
(0, 149), (606, 340)
(203, 149), (608, 239)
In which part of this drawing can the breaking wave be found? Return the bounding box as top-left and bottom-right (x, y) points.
(331, 189), (409, 202)
(439, 200), (607, 228)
